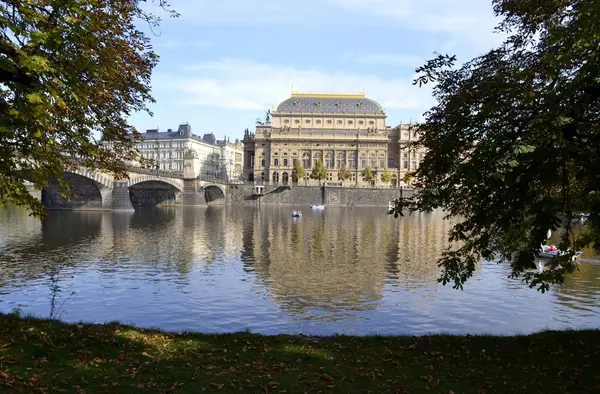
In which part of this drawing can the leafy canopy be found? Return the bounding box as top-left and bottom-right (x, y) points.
(292, 159), (305, 181)
(311, 160), (327, 183)
(381, 167), (392, 184)
(389, 0), (600, 292)
(338, 164), (352, 181)
(362, 167), (374, 183)
(0, 0), (177, 218)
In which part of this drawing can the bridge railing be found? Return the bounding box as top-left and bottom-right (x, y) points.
(124, 165), (184, 178)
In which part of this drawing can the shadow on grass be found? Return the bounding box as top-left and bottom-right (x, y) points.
(1, 313), (600, 393)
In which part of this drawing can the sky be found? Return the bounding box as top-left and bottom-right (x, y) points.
(128, 0), (506, 141)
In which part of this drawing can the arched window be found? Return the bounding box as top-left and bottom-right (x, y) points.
(336, 152), (345, 168)
(302, 152), (311, 169)
(378, 153), (386, 169)
(369, 152), (377, 169)
(347, 152), (356, 169)
(324, 152), (334, 169)
(360, 152), (367, 169)
(272, 171), (279, 183)
(282, 172), (289, 184)
(313, 151), (322, 168)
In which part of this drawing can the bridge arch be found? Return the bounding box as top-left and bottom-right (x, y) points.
(41, 171), (111, 210)
(127, 176), (183, 207)
(204, 184), (225, 204)
(126, 175), (183, 191)
(69, 169), (114, 189)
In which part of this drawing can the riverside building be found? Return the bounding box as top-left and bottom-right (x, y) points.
(242, 91), (427, 187)
(134, 123), (244, 181)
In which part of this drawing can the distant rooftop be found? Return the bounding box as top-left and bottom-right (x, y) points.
(276, 90), (384, 114)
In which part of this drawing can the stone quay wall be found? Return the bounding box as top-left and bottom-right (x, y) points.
(226, 184), (414, 207)
(324, 186), (412, 206)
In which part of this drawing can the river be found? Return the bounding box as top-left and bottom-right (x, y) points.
(0, 205), (598, 335)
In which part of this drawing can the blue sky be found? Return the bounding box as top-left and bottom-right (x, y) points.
(129, 0), (505, 141)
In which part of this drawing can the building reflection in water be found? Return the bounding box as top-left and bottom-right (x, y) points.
(241, 207), (457, 315)
(1, 204), (600, 334)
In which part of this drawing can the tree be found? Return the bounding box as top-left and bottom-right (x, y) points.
(310, 160), (327, 186)
(338, 164), (352, 183)
(362, 167), (374, 184)
(381, 167), (392, 186)
(402, 172), (415, 186)
(388, 0), (600, 292)
(0, 0), (177, 218)
(292, 159), (304, 184)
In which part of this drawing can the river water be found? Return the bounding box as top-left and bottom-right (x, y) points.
(0, 205), (599, 335)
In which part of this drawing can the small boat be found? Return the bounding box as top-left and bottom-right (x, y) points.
(538, 245), (583, 261)
(311, 205), (325, 210)
(291, 210), (302, 218)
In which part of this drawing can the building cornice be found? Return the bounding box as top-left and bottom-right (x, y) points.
(272, 111), (386, 118)
(290, 91), (365, 99)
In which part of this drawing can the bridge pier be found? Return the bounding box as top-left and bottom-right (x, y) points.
(111, 181), (134, 211)
(181, 179), (207, 206)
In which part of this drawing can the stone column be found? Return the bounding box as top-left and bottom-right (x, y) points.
(111, 181), (134, 211)
(181, 179), (207, 206)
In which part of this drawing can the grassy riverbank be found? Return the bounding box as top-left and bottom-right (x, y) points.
(1, 314), (599, 393)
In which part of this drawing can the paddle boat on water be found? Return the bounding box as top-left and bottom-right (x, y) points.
(538, 244), (583, 261)
(311, 205), (325, 210)
(291, 210), (303, 218)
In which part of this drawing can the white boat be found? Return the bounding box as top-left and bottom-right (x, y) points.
(311, 205), (325, 209)
(538, 245), (583, 261)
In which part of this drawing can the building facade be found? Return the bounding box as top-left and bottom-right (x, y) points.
(242, 91), (427, 187)
(134, 123), (244, 181)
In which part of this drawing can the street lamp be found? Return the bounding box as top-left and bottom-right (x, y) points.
(355, 129), (359, 187)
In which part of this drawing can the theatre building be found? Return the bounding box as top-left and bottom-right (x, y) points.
(242, 91), (427, 187)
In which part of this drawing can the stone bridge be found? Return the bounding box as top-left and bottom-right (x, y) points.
(29, 167), (229, 211)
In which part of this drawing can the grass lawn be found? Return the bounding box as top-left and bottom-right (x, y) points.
(1, 313), (599, 393)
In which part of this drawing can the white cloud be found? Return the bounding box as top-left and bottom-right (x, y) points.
(344, 52), (426, 68)
(330, 0), (498, 33)
(153, 36), (215, 51)
(331, 0), (506, 53)
(163, 0), (505, 56)
(154, 58), (434, 115)
(165, 0), (347, 26)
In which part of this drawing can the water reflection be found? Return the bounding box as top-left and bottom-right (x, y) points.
(244, 208), (456, 316)
(0, 205), (599, 335)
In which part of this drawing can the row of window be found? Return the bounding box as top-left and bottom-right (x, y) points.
(258, 157), (404, 170)
(255, 154), (423, 170)
(282, 118), (376, 126)
(140, 151), (237, 163)
(137, 142), (187, 149)
(260, 171), (402, 183)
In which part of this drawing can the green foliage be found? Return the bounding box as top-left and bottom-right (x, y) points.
(402, 172), (415, 185)
(338, 164), (352, 182)
(310, 160), (327, 184)
(362, 167), (374, 183)
(0, 0), (177, 218)
(389, 0), (600, 292)
(292, 160), (305, 181)
(2, 313), (600, 393)
(381, 167), (392, 184)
